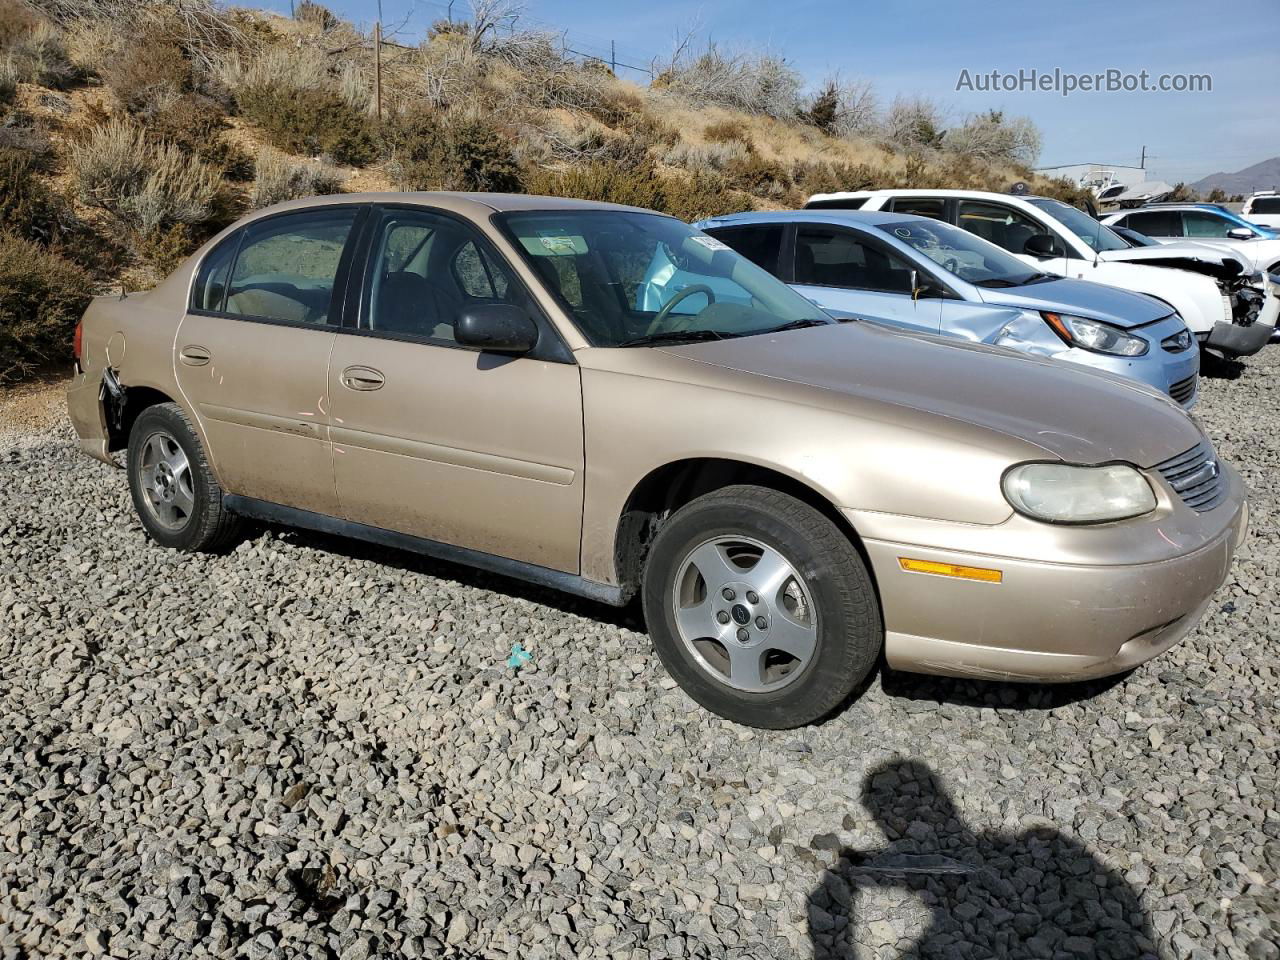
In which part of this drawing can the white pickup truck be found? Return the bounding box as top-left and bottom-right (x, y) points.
(806, 189), (1278, 358)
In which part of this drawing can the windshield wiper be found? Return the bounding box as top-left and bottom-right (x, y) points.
(768, 318), (834, 332)
(971, 278), (1019, 288)
(1020, 272), (1057, 285)
(615, 329), (738, 348)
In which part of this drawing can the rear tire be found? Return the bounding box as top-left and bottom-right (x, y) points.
(642, 484), (881, 728)
(127, 403), (244, 552)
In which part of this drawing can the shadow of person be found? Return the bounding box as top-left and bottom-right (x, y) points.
(808, 759), (1161, 959)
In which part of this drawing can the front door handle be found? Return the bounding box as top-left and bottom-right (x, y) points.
(179, 345), (211, 366)
(340, 365), (385, 391)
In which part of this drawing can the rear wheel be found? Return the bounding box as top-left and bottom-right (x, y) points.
(127, 403), (244, 552)
(642, 485), (881, 728)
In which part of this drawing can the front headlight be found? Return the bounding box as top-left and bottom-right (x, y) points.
(1003, 462), (1156, 523)
(1041, 312), (1149, 357)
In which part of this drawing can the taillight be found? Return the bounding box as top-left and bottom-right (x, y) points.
(73, 319), (83, 366)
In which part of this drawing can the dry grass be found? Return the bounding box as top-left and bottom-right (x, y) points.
(249, 149), (344, 209)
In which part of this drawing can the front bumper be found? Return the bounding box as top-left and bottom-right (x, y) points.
(849, 466), (1248, 683)
(1202, 319), (1275, 356)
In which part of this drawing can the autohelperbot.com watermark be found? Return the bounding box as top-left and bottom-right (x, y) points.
(956, 67), (1212, 97)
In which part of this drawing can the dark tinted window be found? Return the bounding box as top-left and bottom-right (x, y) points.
(889, 197), (946, 220)
(794, 227), (914, 293)
(224, 210), (357, 324)
(1250, 197), (1280, 214)
(804, 197), (868, 210)
(191, 235), (238, 312)
(364, 211), (530, 344)
(704, 225), (784, 274)
(1122, 211), (1182, 237)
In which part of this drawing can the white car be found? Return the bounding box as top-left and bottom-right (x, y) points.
(1101, 204), (1280, 276)
(806, 189), (1277, 358)
(1240, 192), (1280, 231)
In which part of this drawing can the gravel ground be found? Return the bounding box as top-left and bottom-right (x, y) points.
(1, 355), (1277, 960)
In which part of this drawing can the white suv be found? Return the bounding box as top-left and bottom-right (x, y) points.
(1241, 192), (1280, 231)
(1101, 204), (1280, 277)
(807, 189), (1278, 358)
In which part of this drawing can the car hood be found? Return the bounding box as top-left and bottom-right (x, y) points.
(977, 276), (1170, 328)
(1098, 242), (1250, 281)
(658, 322), (1202, 467)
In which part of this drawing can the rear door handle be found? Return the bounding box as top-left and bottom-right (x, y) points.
(179, 345), (211, 366)
(340, 365), (385, 391)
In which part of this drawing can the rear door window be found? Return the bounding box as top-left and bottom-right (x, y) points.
(888, 197), (946, 221)
(702, 225), (784, 275)
(1122, 210), (1182, 237)
(223, 209), (358, 324)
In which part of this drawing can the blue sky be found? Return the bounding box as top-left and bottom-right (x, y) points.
(264, 0), (1278, 184)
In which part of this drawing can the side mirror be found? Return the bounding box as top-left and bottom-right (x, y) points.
(1023, 233), (1062, 259)
(454, 304), (538, 354)
(1227, 227), (1255, 240)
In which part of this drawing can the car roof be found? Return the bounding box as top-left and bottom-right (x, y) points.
(242, 191), (671, 221)
(701, 209), (934, 230)
(805, 188), (1055, 205)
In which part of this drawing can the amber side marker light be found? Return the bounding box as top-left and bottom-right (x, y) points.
(898, 558), (1003, 583)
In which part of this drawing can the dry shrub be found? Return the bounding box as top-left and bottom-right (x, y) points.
(237, 83), (376, 166)
(69, 120), (225, 232)
(250, 150), (343, 209)
(0, 57), (16, 102)
(294, 0), (337, 31)
(0, 145), (70, 242)
(383, 107), (521, 192)
(103, 32), (192, 113)
(61, 19), (120, 76)
(725, 152), (791, 198)
(149, 94), (252, 179)
(880, 96), (946, 151)
(1, 15), (78, 88)
(0, 0), (38, 49)
(0, 232), (93, 381)
(664, 139), (751, 175)
(793, 160), (887, 197)
(943, 110), (1041, 167)
(702, 118), (751, 146)
(525, 163), (664, 210)
(656, 43), (802, 120)
(659, 172), (744, 222)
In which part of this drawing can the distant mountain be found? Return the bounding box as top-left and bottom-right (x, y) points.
(1192, 157), (1280, 196)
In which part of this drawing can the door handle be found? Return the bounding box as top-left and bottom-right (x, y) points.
(340, 365), (385, 391)
(179, 345), (211, 366)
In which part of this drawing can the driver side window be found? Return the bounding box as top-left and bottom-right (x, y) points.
(794, 227), (915, 294)
(1183, 211), (1235, 239)
(363, 212), (529, 345)
(955, 200), (1054, 258)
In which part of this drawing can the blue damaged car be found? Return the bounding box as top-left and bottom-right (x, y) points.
(692, 210), (1200, 408)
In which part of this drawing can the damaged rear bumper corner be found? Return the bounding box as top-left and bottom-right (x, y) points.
(66, 369), (116, 466)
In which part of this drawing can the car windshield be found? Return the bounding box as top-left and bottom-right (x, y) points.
(882, 218), (1043, 286)
(1027, 198), (1130, 252)
(497, 210), (830, 347)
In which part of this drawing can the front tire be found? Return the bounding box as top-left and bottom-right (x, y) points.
(127, 403), (243, 552)
(642, 485), (882, 728)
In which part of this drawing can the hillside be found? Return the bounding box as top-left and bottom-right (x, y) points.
(0, 0), (1087, 383)
(1192, 156), (1280, 197)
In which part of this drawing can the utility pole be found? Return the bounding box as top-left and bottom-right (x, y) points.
(374, 20), (382, 121)
(611, 40), (616, 74)
(1140, 145), (1147, 169)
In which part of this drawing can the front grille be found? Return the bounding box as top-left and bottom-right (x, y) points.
(1155, 440), (1226, 512)
(1168, 374), (1198, 406)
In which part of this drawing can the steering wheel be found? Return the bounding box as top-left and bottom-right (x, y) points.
(645, 284), (717, 335)
(942, 257), (960, 274)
